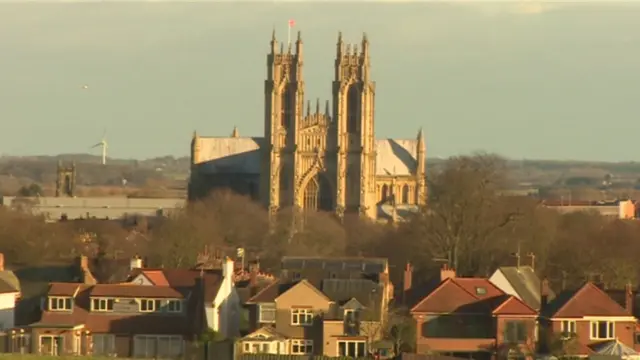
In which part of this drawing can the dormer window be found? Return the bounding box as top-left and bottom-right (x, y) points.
(167, 300), (182, 313)
(475, 287), (487, 295)
(49, 297), (72, 311)
(92, 298), (115, 312)
(140, 299), (161, 313)
(344, 309), (360, 322)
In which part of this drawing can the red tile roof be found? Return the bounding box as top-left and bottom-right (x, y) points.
(89, 284), (184, 298)
(546, 282), (631, 318)
(411, 277), (536, 316)
(36, 282), (204, 336)
(129, 268), (223, 302)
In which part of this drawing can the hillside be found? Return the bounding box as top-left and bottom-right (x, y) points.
(0, 154), (189, 197)
(2, 154), (640, 200)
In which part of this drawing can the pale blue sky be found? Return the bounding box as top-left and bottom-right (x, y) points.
(1, 2), (639, 161)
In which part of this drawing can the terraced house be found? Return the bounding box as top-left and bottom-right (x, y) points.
(239, 257), (393, 357)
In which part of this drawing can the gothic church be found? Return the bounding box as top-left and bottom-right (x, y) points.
(189, 31), (427, 221)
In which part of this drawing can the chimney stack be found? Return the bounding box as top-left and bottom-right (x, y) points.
(440, 264), (456, 282)
(249, 261), (259, 296)
(130, 255), (143, 270)
(540, 278), (550, 309)
(76, 255), (89, 271)
(625, 282), (634, 315)
(403, 263), (413, 291)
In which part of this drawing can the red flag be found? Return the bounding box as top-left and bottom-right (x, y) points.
(288, 19), (295, 27)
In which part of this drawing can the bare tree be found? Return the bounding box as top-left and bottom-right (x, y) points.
(410, 153), (525, 275)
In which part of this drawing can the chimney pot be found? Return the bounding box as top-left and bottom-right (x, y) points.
(77, 255), (89, 271)
(625, 282), (634, 315)
(130, 255), (143, 270)
(540, 278), (550, 309)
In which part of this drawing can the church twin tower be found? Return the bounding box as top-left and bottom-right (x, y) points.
(260, 31), (422, 220)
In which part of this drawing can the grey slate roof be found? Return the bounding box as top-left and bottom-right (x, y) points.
(194, 136), (422, 176)
(281, 256), (388, 274)
(497, 266), (555, 310)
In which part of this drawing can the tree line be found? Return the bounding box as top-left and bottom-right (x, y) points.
(0, 153), (638, 292)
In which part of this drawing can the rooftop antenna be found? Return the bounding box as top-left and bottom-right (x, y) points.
(91, 129), (108, 165)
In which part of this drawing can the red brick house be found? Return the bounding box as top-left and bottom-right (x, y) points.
(18, 279), (212, 357)
(409, 265), (538, 360)
(539, 281), (638, 357)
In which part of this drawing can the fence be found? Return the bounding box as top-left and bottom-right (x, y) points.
(236, 356), (370, 360)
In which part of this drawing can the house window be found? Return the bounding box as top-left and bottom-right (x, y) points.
(591, 321), (615, 340)
(258, 303), (276, 323)
(504, 320), (527, 343)
(91, 298), (114, 312)
(561, 320), (577, 338)
(291, 339), (313, 355)
(139, 299), (161, 313)
(291, 308), (313, 326)
(344, 309), (360, 322)
(92, 334), (116, 356)
(49, 297), (73, 311)
(338, 340), (367, 357)
(133, 335), (183, 358)
(167, 300), (182, 313)
(243, 342), (272, 354)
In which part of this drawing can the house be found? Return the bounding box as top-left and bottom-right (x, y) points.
(14, 255), (97, 326)
(126, 256), (241, 339)
(539, 280), (638, 357)
(410, 265), (538, 360)
(489, 262), (555, 310)
(19, 280), (205, 357)
(240, 257), (392, 357)
(0, 253), (21, 330)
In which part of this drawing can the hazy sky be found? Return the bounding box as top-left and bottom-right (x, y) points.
(1, 2), (639, 161)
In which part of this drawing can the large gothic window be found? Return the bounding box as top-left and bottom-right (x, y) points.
(303, 175), (332, 211)
(347, 85), (359, 133)
(281, 87), (292, 129)
(402, 184), (409, 204)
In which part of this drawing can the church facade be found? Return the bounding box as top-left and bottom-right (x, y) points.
(189, 32), (427, 221)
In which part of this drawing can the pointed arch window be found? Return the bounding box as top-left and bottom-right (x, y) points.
(402, 185), (410, 204)
(303, 175), (332, 211)
(281, 87), (293, 129)
(347, 85), (359, 133)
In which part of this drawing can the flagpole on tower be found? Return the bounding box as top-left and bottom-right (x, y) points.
(288, 19), (295, 46)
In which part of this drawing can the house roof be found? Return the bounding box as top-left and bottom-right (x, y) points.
(128, 268), (222, 302)
(240, 326), (287, 341)
(247, 277), (385, 320)
(411, 277), (537, 316)
(0, 270), (20, 294)
(280, 257), (388, 274)
(542, 282), (631, 318)
(495, 266), (555, 310)
(89, 284), (186, 298)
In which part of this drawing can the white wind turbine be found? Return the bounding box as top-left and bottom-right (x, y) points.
(91, 130), (108, 165)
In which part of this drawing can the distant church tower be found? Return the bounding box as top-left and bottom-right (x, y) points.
(56, 161), (76, 197)
(261, 30), (306, 215)
(333, 32), (377, 218)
